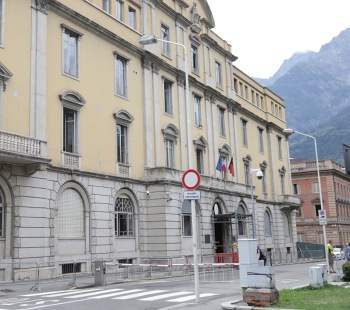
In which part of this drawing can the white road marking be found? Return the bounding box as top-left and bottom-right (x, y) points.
(168, 293), (218, 302)
(89, 289), (144, 299)
(113, 290), (166, 300)
(140, 291), (193, 301)
(65, 289), (123, 298)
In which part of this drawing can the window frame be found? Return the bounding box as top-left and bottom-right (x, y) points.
(258, 127), (264, 153)
(61, 24), (83, 79)
(194, 94), (202, 127)
(116, 0), (123, 21)
(103, 0), (110, 13)
(63, 108), (77, 154)
(215, 61), (222, 87)
(241, 119), (248, 146)
(115, 196), (134, 237)
(0, 0), (4, 47)
(128, 6), (136, 29)
(264, 210), (272, 236)
(196, 148), (204, 174)
(218, 107), (226, 137)
(114, 52), (129, 98)
(0, 190), (3, 238)
(191, 45), (199, 73)
(312, 182), (320, 193)
(161, 24), (170, 56)
(163, 78), (173, 115)
(237, 205), (246, 236)
(277, 136), (282, 159)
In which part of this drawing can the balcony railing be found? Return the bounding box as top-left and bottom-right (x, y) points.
(0, 130), (47, 159)
(62, 152), (81, 169)
(117, 163), (130, 177)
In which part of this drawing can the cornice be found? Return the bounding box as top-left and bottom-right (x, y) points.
(49, 1), (143, 58)
(201, 33), (238, 62)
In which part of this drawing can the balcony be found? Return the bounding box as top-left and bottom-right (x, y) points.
(0, 130), (50, 167)
(277, 194), (301, 210)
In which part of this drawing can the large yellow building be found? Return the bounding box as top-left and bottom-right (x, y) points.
(0, 0), (300, 280)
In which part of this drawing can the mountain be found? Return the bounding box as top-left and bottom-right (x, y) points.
(255, 28), (350, 165)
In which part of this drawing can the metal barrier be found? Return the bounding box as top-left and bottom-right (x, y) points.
(0, 251), (325, 288)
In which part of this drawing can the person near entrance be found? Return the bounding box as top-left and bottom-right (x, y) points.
(257, 245), (267, 266)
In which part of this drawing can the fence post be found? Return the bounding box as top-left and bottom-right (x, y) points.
(30, 263), (41, 291)
(68, 261), (77, 287)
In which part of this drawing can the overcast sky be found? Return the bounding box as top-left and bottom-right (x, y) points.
(206, 0), (350, 79)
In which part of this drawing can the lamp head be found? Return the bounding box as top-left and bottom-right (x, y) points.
(283, 128), (294, 134)
(139, 35), (158, 45)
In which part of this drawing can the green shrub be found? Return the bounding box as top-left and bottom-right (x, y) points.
(342, 261), (350, 281)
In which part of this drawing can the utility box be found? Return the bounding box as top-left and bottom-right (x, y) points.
(309, 266), (324, 288)
(95, 260), (106, 286)
(238, 239), (258, 288)
(316, 263), (328, 284)
(247, 266), (276, 289)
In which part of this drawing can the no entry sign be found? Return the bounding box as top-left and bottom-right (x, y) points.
(182, 169), (201, 190)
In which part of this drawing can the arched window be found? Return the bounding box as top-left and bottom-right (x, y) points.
(264, 210), (272, 236)
(237, 205), (246, 236)
(115, 196), (134, 236)
(283, 212), (291, 236)
(58, 188), (84, 238)
(0, 189), (3, 237)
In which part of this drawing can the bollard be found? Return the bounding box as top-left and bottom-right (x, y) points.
(95, 260), (106, 286)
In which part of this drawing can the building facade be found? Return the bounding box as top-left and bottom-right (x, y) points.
(0, 0), (299, 281)
(291, 159), (350, 248)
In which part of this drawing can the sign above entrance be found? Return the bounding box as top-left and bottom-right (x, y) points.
(182, 169), (201, 190)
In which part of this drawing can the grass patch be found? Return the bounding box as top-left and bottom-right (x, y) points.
(271, 284), (350, 309)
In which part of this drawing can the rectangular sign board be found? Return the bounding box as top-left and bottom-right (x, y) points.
(319, 209), (327, 225)
(184, 191), (200, 200)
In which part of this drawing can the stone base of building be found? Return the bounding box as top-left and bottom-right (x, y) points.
(243, 287), (279, 307)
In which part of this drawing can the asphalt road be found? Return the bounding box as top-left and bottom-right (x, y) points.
(0, 261), (332, 310)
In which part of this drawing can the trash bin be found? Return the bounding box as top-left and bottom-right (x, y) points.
(95, 260), (106, 286)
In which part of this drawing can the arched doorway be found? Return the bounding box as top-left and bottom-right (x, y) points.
(213, 202), (225, 254)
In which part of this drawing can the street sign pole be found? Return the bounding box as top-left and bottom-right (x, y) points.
(182, 169), (201, 302)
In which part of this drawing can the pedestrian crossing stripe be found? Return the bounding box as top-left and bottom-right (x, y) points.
(20, 288), (219, 303)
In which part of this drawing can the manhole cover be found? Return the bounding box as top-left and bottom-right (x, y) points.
(1, 289), (14, 293)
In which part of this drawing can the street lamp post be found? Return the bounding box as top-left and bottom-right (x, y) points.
(250, 169), (263, 239)
(139, 35), (199, 302)
(283, 128), (329, 273)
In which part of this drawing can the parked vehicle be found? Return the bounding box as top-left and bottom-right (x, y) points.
(333, 248), (345, 260)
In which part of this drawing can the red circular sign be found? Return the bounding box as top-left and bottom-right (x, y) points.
(182, 169), (201, 190)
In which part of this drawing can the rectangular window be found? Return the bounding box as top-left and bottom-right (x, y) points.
(196, 149), (204, 174)
(277, 136), (282, 159)
(281, 174), (285, 195)
(244, 162), (250, 185)
(103, 0), (110, 13)
(0, 0), (3, 45)
(242, 119), (248, 146)
(117, 124), (127, 164)
(251, 90), (255, 104)
(315, 204), (321, 216)
(256, 94), (259, 106)
(128, 7), (136, 29)
(260, 96), (264, 109)
(164, 79), (173, 115)
(312, 182), (319, 193)
(115, 55), (128, 97)
(293, 183), (299, 195)
(63, 108), (76, 153)
(258, 128), (264, 153)
(244, 86), (248, 99)
(219, 108), (225, 136)
(194, 95), (202, 126)
(63, 29), (79, 77)
(161, 24), (170, 56)
(191, 45), (198, 73)
(215, 61), (222, 86)
(239, 82), (243, 96)
(165, 139), (175, 168)
(182, 215), (192, 236)
(116, 0), (123, 21)
(233, 79), (238, 93)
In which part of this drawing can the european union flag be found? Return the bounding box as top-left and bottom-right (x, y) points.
(216, 156), (222, 172)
